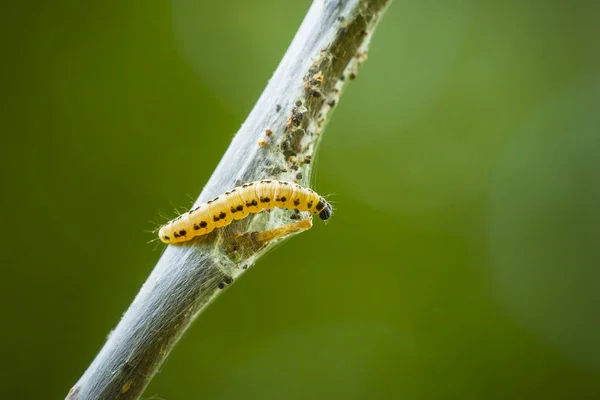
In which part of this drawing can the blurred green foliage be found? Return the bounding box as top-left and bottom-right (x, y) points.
(1, 0), (599, 399)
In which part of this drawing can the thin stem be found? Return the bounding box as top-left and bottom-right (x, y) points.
(67, 1), (390, 398)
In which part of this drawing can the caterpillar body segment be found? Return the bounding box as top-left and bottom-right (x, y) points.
(158, 180), (332, 244)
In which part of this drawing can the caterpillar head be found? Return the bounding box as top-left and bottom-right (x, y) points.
(318, 200), (333, 221)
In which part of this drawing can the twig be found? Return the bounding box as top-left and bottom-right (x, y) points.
(67, 1), (391, 398)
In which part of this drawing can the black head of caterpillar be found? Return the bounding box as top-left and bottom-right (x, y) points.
(317, 196), (333, 220)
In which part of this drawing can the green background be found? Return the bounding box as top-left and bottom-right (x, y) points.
(2, 0), (599, 399)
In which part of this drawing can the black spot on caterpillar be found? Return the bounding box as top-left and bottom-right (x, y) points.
(159, 180), (332, 244)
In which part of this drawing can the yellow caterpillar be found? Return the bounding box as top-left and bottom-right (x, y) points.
(159, 180), (332, 244)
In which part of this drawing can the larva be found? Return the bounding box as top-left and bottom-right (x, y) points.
(158, 180), (332, 244)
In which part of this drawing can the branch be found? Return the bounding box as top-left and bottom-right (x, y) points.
(67, 1), (391, 398)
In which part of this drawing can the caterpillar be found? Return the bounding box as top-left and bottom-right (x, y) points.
(159, 180), (332, 244)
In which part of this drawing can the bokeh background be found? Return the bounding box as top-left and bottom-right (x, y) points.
(2, 0), (599, 399)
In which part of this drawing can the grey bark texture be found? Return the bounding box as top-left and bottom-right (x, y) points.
(67, 0), (391, 398)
